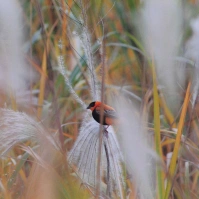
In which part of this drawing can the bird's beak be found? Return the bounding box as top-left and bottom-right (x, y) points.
(86, 105), (90, 109)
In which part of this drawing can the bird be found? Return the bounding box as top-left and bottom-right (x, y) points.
(86, 101), (118, 128)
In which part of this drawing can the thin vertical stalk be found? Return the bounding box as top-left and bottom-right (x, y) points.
(96, 20), (106, 198)
(34, 0), (48, 119)
(37, 41), (48, 119)
(104, 142), (110, 197)
(61, 0), (67, 58)
(10, 89), (17, 111)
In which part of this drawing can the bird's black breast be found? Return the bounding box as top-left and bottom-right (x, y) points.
(92, 109), (107, 125)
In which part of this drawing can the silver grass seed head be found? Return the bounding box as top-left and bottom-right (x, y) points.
(68, 119), (124, 196)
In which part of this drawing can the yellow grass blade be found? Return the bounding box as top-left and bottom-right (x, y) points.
(164, 82), (191, 199)
(160, 97), (177, 128)
(37, 42), (48, 119)
(152, 62), (165, 199)
(161, 139), (175, 147)
(10, 90), (17, 111)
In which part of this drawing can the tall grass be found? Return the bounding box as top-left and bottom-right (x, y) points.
(0, 0), (199, 199)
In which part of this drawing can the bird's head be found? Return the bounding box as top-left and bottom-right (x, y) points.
(87, 101), (101, 111)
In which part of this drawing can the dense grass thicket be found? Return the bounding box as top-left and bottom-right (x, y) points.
(1, 0), (199, 198)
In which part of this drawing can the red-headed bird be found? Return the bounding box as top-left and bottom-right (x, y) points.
(86, 101), (118, 127)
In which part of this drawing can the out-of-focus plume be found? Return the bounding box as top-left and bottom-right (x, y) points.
(185, 16), (199, 66)
(0, 108), (60, 198)
(0, 108), (59, 156)
(185, 16), (199, 106)
(114, 97), (156, 199)
(0, 0), (35, 94)
(23, 145), (58, 199)
(68, 119), (124, 198)
(139, 0), (183, 111)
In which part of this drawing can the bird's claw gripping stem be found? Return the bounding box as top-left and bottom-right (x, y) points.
(104, 126), (109, 138)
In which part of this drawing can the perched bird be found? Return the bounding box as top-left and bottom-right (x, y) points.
(86, 101), (118, 126)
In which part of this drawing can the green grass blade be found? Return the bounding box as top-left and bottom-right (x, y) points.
(7, 152), (29, 188)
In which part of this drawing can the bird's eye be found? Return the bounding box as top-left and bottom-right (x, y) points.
(90, 102), (95, 107)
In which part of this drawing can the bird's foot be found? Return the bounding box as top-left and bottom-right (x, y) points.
(104, 126), (109, 138)
(104, 130), (108, 138)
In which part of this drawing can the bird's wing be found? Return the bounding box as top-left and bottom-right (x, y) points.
(95, 108), (118, 119)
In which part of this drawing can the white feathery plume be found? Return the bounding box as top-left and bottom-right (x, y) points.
(0, 108), (59, 156)
(185, 16), (199, 106)
(58, 2), (100, 102)
(57, 55), (87, 109)
(0, 0), (35, 93)
(114, 98), (156, 199)
(68, 119), (124, 197)
(80, 27), (100, 101)
(139, 0), (183, 111)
